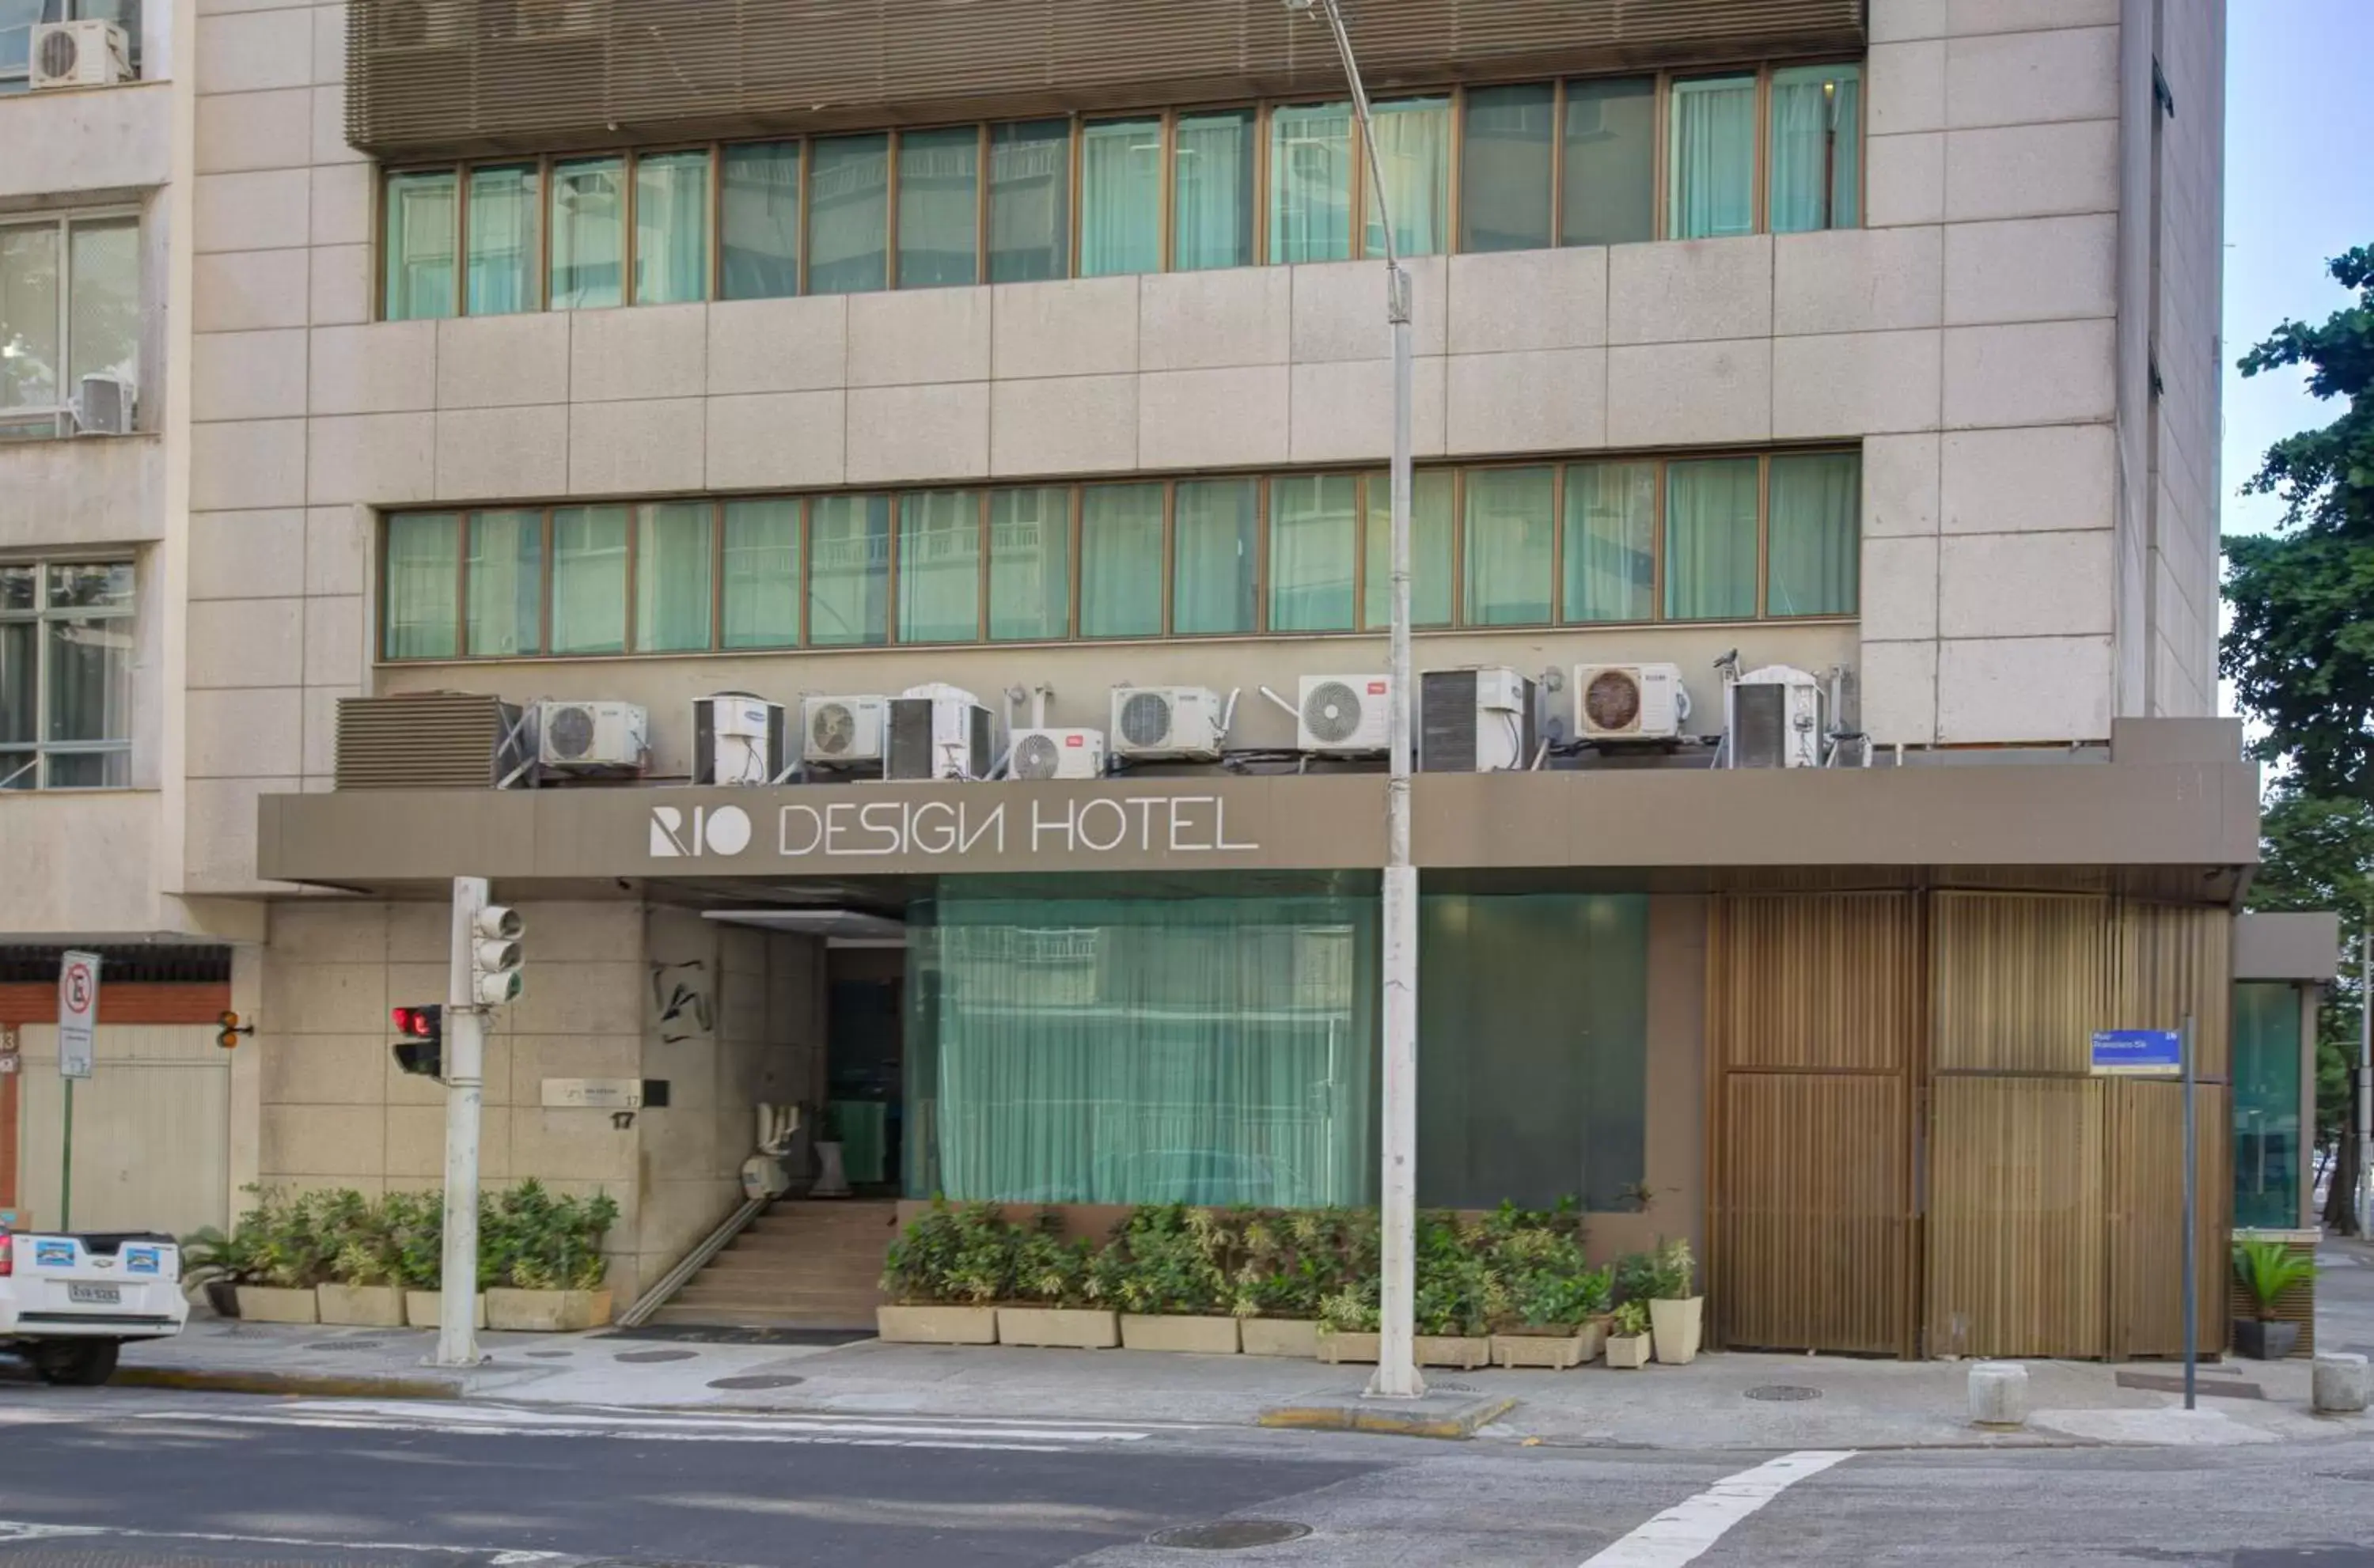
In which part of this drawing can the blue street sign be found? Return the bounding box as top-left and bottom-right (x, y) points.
(2091, 1029), (2183, 1076)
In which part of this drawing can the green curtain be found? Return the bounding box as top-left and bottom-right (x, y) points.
(897, 489), (982, 642)
(807, 135), (889, 295)
(383, 513), (459, 658)
(1459, 83), (1553, 253)
(465, 509), (542, 656)
(1365, 96), (1450, 259)
(906, 892), (1379, 1208)
(2232, 983), (2304, 1230)
(1079, 483), (1162, 638)
(1769, 65), (1862, 233)
(1667, 76), (1756, 241)
(1563, 461), (1656, 623)
(988, 119), (1071, 284)
(809, 494), (890, 646)
(1462, 467), (1554, 626)
(635, 502), (714, 652)
(1081, 119), (1162, 277)
(1766, 453), (1860, 617)
(897, 127), (980, 288)
(722, 498), (800, 648)
(550, 506), (629, 654)
(634, 151), (710, 305)
(1562, 77), (1656, 247)
(1171, 479), (1257, 635)
(1174, 110), (1254, 271)
(1363, 470), (1454, 629)
(721, 142), (801, 301)
(1418, 895), (1648, 1210)
(548, 157), (624, 309)
(1269, 472), (1358, 632)
(989, 486), (1071, 641)
(1664, 458), (1758, 619)
(1269, 102), (1353, 263)
(465, 166), (537, 316)
(383, 171), (456, 321)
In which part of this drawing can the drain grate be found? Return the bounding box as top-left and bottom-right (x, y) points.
(1429, 1381), (1477, 1394)
(304, 1340), (388, 1354)
(525, 1349), (575, 1359)
(1744, 1384), (1823, 1403)
(1150, 1521), (1313, 1551)
(707, 1373), (806, 1391)
(614, 1349), (699, 1364)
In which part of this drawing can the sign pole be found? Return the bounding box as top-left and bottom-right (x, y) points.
(55, 951), (100, 1235)
(434, 877), (489, 1369)
(2181, 1013), (2197, 1412)
(59, 1078), (72, 1234)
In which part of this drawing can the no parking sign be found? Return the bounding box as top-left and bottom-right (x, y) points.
(57, 950), (99, 1080)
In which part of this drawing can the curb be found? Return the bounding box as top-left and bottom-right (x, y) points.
(113, 1366), (467, 1400)
(1258, 1394), (1518, 1440)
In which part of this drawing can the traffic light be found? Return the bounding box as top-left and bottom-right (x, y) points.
(214, 1009), (253, 1051)
(470, 904), (523, 1006)
(391, 1005), (443, 1077)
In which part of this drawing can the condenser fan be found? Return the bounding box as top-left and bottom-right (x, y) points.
(1011, 733), (1062, 778)
(1301, 680), (1364, 745)
(1118, 691), (1173, 749)
(810, 702), (857, 755)
(544, 704), (595, 759)
(1583, 670), (1642, 733)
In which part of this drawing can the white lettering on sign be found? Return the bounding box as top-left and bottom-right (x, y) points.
(768, 795), (1257, 861)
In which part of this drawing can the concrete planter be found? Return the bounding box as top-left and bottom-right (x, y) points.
(996, 1307), (1119, 1349)
(1317, 1328), (1380, 1364)
(1492, 1330), (1587, 1370)
(2234, 1316), (2300, 1361)
(1606, 1332), (1652, 1369)
(1651, 1296), (1704, 1365)
(1120, 1314), (1240, 1354)
(234, 1286), (318, 1324)
(485, 1288), (612, 1332)
(875, 1305), (998, 1344)
(1416, 1334), (1492, 1369)
(404, 1290), (487, 1329)
(317, 1284), (406, 1327)
(1240, 1319), (1321, 1359)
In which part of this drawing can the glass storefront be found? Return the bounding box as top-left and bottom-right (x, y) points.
(2232, 981), (2304, 1230)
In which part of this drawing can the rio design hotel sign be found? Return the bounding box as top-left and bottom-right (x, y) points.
(650, 791), (1260, 862)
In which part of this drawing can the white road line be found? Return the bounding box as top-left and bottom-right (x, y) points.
(0, 1518), (573, 1562)
(1580, 1449), (1856, 1568)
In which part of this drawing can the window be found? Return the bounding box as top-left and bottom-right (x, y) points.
(1765, 452), (1859, 616)
(1173, 110), (1253, 271)
(722, 498), (800, 648)
(2232, 983), (2304, 1231)
(0, 210), (138, 439)
(548, 157), (624, 310)
(1269, 472), (1357, 633)
(384, 171), (457, 321)
(897, 489), (981, 642)
(1269, 102), (1353, 263)
(1080, 118), (1161, 278)
(807, 135), (889, 296)
(465, 509), (542, 656)
(1366, 97), (1450, 259)
(1079, 483), (1162, 638)
(2, 0), (140, 95)
(383, 513), (459, 659)
(721, 143), (802, 301)
(1462, 467), (1554, 626)
(1172, 478), (1257, 635)
(1562, 460), (1655, 623)
(1460, 84), (1553, 254)
(809, 493), (889, 646)
(1769, 64), (1861, 233)
(635, 501), (714, 651)
(1669, 75), (1758, 240)
(988, 487), (1069, 641)
(1562, 77), (1655, 247)
(551, 506), (630, 653)
(988, 121), (1070, 285)
(897, 127), (979, 290)
(1, 559), (134, 789)
(1363, 470), (1454, 630)
(465, 166), (538, 316)
(634, 151), (711, 305)
(1663, 457), (1758, 619)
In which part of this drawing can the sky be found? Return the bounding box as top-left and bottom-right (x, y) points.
(2220, 0), (2373, 540)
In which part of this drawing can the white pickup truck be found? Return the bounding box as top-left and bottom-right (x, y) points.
(0, 1229), (188, 1385)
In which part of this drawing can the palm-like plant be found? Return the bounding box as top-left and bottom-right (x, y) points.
(2232, 1237), (2315, 1321)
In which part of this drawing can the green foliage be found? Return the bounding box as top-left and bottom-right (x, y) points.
(1010, 1211), (1099, 1308)
(2247, 787), (2372, 1155)
(1318, 1278), (1380, 1333)
(2232, 1237), (2317, 1320)
(379, 1191), (446, 1291)
(1610, 1300), (1651, 1338)
(481, 1180), (618, 1292)
(1413, 1211), (1507, 1336)
(1649, 1237), (1697, 1301)
(176, 1223), (263, 1287)
(1094, 1203), (1225, 1315)
(1613, 1249), (1659, 1305)
(879, 1198), (1014, 1305)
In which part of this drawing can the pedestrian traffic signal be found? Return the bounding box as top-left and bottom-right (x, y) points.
(470, 905), (523, 1006)
(391, 1004), (443, 1077)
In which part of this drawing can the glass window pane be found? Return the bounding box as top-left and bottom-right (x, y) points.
(1562, 77), (1656, 247)
(988, 119), (1069, 284)
(722, 498), (800, 649)
(1365, 96), (1449, 259)
(0, 222), (60, 411)
(1770, 64), (1861, 233)
(2233, 982), (2304, 1230)
(0, 562), (31, 611)
(548, 157), (624, 310)
(634, 501), (715, 651)
(721, 142), (802, 301)
(1462, 467), (1554, 626)
(465, 165), (539, 315)
(808, 134), (889, 295)
(989, 486), (1070, 641)
(1669, 76), (1757, 241)
(1362, 470), (1453, 629)
(1172, 478), (1257, 635)
(1269, 473), (1357, 632)
(1766, 453), (1859, 616)
(382, 171), (456, 321)
(1269, 102), (1352, 263)
(1663, 457), (1758, 619)
(383, 513), (459, 659)
(808, 493), (890, 646)
(0, 620), (33, 744)
(1079, 483), (1162, 638)
(1174, 109), (1253, 271)
(1562, 460), (1656, 623)
(66, 218), (138, 392)
(897, 127), (980, 289)
(897, 489), (981, 642)
(0, 0), (33, 85)
(550, 504), (629, 653)
(1080, 118), (1161, 278)
(45, 563), (131, 612)
(45, 616), (131, 744)
(45, 750), (127, 789)
(465, 509), (543, 656)
(635, 150), (711, 305)
(1460, 83), (1553, 254)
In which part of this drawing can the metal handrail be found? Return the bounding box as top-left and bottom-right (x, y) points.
(616, 1194), (770, 1329)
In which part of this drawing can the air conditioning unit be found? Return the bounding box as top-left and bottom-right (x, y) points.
(692, 693), (787, 786)
(1573, 663), (1689, 742)
(534, 700), (647, 771)
(802, 695), (888, 769)
(1298, 674), (1392, 756)
(370, 0), (461, 50)
(1420, 667), (1536, 773)
(1726, 665), (1824, 769)
(31, 21), (130, 89)
(886, 688), (994, 781)
(1009, 728), (1105, 781)
(71, 375), (133, 437)
(1109, 685), (1225, 763)
(510, 0), (597, 36)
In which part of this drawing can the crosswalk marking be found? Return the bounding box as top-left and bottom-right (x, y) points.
(1580, 1449), (1856, 1568)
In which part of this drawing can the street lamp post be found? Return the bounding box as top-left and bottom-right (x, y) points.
(1282, 0), (1422, 1400)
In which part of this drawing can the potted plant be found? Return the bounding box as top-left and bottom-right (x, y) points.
(1106, 1205), (1238, 1354)
(317, 1192), (406, 1327)
(1316, 1279), (1382, 1364)
(1647, 1238), (1703, 1365)
(381, 1191), (481, 1330)
(877, 1199), (1007, 1343)
(178, 1223), (260, 1318)
(1492, 1259), (1614, 1370)
(1228, 1207), (1334, 1359)
(483, 1180), (620, 1331)
(236, 1190), (335, 1324)
(1412, 1211), (1498, 1369)
(996, 1211), (1117, 1349)
(2232, 1237), (2315, 1359)
(1605, 1300), (1652, 1369)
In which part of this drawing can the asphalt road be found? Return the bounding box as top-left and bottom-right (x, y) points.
(5, 1388), (2374, 1566)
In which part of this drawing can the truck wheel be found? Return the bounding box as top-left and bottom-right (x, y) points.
(33, 1340), (119, 1387)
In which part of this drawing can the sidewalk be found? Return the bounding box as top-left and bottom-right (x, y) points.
(111, 1318), (2365, 1450)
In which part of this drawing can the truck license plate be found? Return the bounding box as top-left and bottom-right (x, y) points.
(66, 1283), (119, 1305)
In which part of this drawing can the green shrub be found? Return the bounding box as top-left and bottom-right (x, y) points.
(1096, 1203), (1226, 1316)
(880, 1198), (1014, 1305)
(1614, 1249), (1659, 1305)
(380, 1191), (445, 1291)
(1611, 1299), (1650, 1338)
(482, 1180), (618, 1292)
(1413, 1211), (1507, 1336)
(1649, 1237), (1696, 1301)
(1011, 1212), (1100, 1308)
(2232, 1237), (2315, 1320)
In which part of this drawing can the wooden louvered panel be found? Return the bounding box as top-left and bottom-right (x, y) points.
(1932, 892), (2112, 1075)
(2116, 902), (2233, 1082)
(1714, 1074), (1908, 1354)
(2107, 1078), (2231, 1359)
(334, 693), (518, 790)
(1714, 892), (1917, 1072)
(2225, 1235), (2317, 1358)
(1927, 1076), (2107, 1360)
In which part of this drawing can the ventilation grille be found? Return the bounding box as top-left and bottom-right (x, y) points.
(1118, 691), (1172, 749)
(1585, 669), (1643, 733)
(1419, 670), (1477, 772)
(810, 702), (860, 756)
(1731, 684), (1788, 770)
(1011, 733), (1062, 778)
(345, 0), (1864, 157)
(1302, 680), (1365, 745)
(334, 692), (521, 790)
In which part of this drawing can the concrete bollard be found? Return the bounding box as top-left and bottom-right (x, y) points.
(1968, 1361), (2028, 1428)
(2313, 1353), (2370, 1415)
